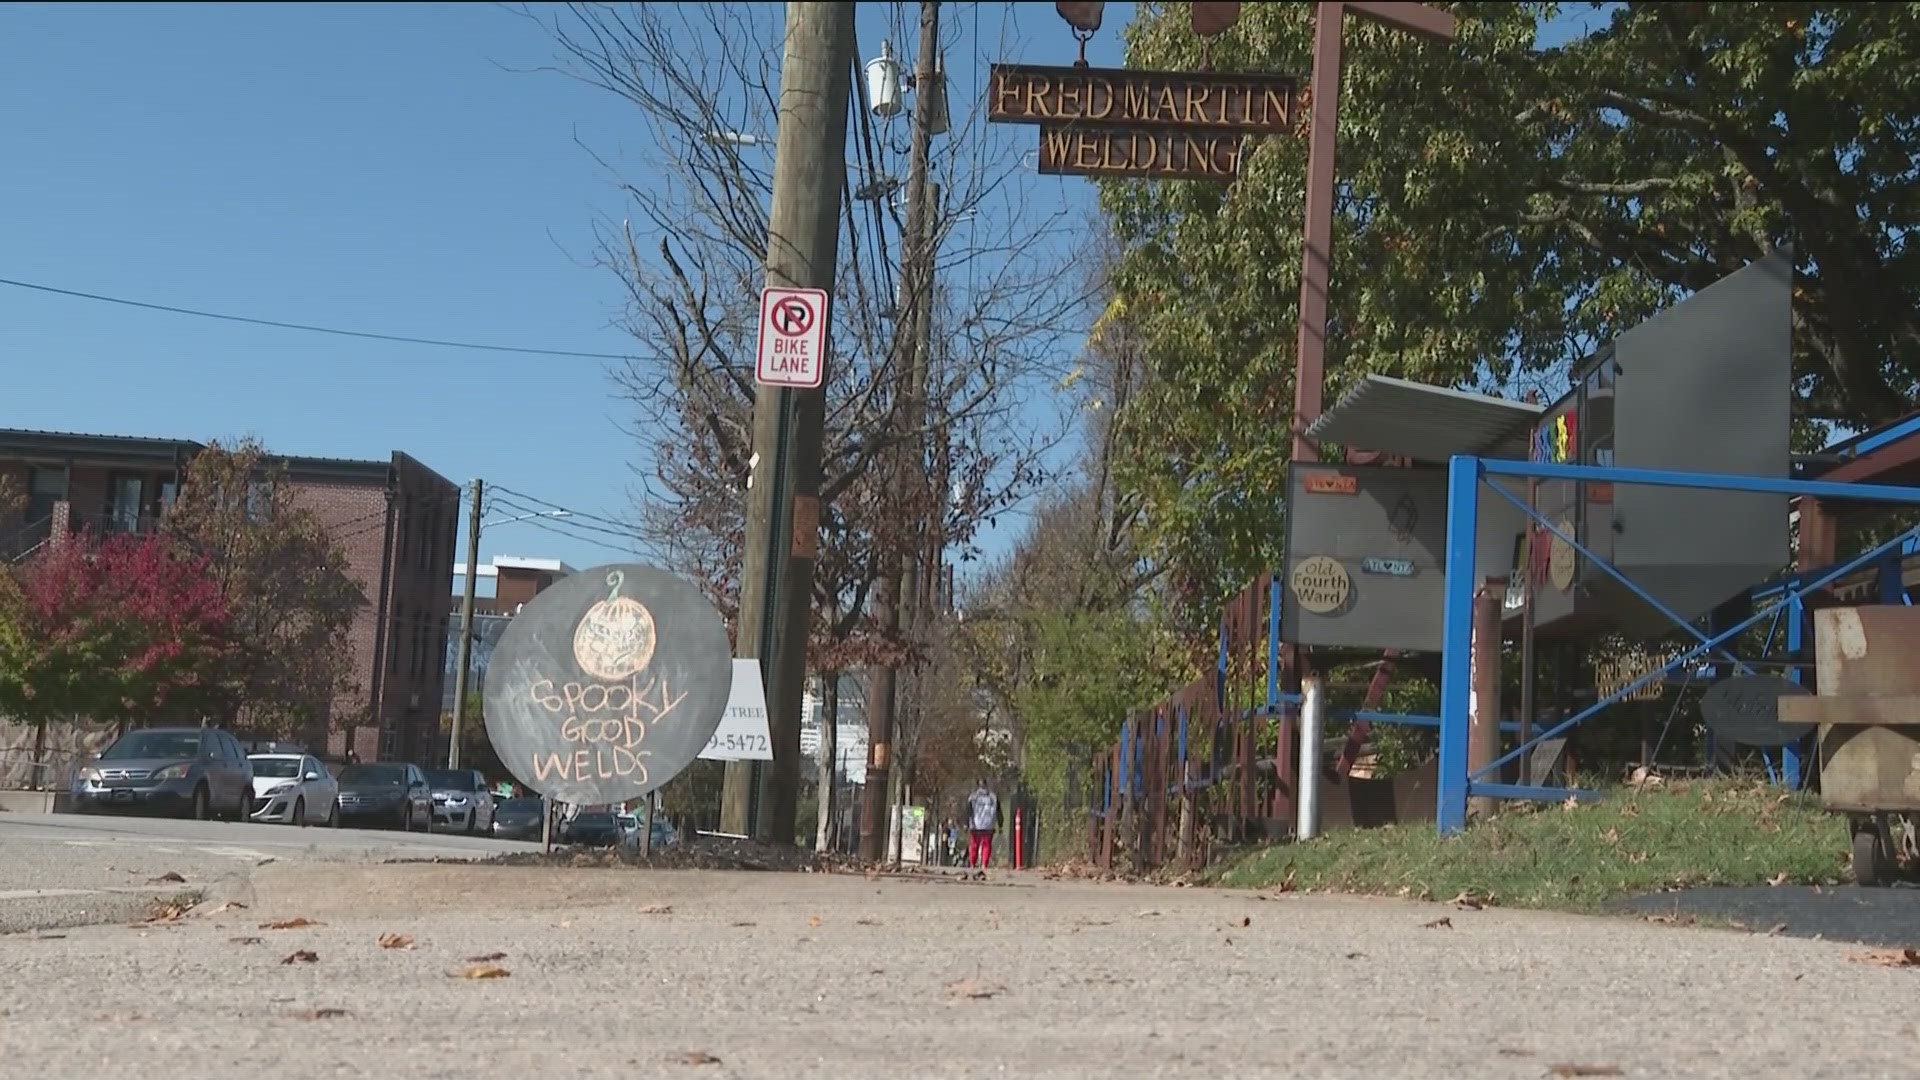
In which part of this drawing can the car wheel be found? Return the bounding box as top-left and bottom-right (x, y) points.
(191, 783), (211, 821)
(228, 784), (250, 823)
(327, 798), (340, 828)
(396, 802), (411, 832)
(292, 797), (306, 828)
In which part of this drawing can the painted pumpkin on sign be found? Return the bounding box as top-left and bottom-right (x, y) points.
(571, 570), (658, 681)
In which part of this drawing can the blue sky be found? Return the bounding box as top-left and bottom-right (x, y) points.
(0, 1), (1131, 576)
(2, 3), (1610, 582)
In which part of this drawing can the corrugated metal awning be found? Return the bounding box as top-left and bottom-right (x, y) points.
(1305, 375), (1542, 463)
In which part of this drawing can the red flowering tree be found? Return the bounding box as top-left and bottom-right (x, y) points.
(0, 531), (233, 728)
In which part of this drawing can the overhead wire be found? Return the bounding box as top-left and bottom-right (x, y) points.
(0, 276), (645, 361)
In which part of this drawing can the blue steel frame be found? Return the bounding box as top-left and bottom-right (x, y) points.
(1437, 456), (1920, 835)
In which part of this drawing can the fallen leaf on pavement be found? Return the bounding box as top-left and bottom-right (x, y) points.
(281, 950), (319, 965)
(1547, 1065), (1623, 1077)
(945, 979), (1007, 999)
(208, 901), (247, 914)
(31, 933), (67, 940)
(639, 904), (673, 915)
(464, 952), (507, 963)
(1449, 892), (1485, 910)
(148, 871), (187, 884)
(1135, 909), (1162, 918)
(808, 916), (822, 927)
(1496, 1048), (1532, 1057)
(1274, 867), (1298, 894)
(1850, 947), (1920, 968)
(1768, 872), (1790, 887)
(229, 936), (263, 945)
(377, 934), (415, 950)
(1766, 923), (1788, 937)
(454, 964), (511, 980)
(1223, 937), (1233, 945)
(260, 918), (321, 930)
(1240, 916), (1252, 927)
(294, 1008), (349, 1020)
(1422, 916), (1453, 930)
(731, 921), (757, 928)
(1345, 951), (1366, 960)
(856, 918), (882, 926)
(679, 1051), (722, 1066)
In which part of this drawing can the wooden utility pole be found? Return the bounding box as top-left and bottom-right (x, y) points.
(724, 1), (856, 842)
(860, 0), (942, 862)
(447, 478), (483, 769)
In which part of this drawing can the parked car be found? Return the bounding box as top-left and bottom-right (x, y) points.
(423, 768), (495, 834)
(247, 752), (339, 827)
(71, 726), (254, 821)
(616, 812), (679, 852)
(334, 762), (432, 831)
(490, 796), (547, 841)
(558, 810), (623, 847)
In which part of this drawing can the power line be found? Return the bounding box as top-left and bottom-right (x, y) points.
(0, 276), (641, 362)
(485, 485), (639, 533)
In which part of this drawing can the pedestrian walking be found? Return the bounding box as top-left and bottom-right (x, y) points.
(966, 779), (1000, 868)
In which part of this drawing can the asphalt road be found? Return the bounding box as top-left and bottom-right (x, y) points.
(5, 861), (1920, 1079)
(0, 810), (542, 933)
(1621, 883), (1920, 947)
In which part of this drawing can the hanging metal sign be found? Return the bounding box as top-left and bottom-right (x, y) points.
(987, 63), (1298, 181)
(1360, 556), (1416, 578)
(483, 565), (732, 807)
(1289, 555), (1352, 615)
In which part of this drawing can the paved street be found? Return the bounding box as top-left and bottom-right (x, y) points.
(5, 858), (1920, 1079)
(0, 810), (541, 933)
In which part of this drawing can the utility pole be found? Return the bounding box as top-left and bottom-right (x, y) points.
(722, 1), (856, 842)
(447, 478), (484, 770)
(860, 0), (942, 863)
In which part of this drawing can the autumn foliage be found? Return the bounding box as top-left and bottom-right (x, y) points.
(0, 531), (233, 724)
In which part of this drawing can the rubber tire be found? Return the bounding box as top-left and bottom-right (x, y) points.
(327, 798), (340, 828)
(190, 783), (211, 821)
(1854, 829), (1887, 887)
(292, 797), (306, 828)
(396, 802), (412, 832)
(228, 784), (250, 823)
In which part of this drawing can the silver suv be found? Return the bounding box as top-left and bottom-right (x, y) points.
(72, 726), (254, 821)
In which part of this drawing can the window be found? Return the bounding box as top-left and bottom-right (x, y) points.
(27, 466), (65, 522)
(159, 479), (179, 514)
(106, 475), (144, 533)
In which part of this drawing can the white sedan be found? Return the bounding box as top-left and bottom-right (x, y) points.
(246, 753), (339, 827)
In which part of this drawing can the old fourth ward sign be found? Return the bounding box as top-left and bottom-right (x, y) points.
(988, 63), (1298, 181)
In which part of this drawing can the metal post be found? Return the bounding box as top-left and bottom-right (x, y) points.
(1437, 455), (1481, 834)
(1782, 591), (1806, 787)
(1469, 577), (1503, 818)
(1517, 479), (1537, 784)
(728, 1), (856, 842)
(1297, 674), (1325, 841)
(447, 478), (483, 769)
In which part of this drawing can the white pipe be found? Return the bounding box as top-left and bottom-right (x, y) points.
(1298, 675), (1325, 842)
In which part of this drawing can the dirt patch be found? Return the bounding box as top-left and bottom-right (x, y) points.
(463, 835), (832, 873)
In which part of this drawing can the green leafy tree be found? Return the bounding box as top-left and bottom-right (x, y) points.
(165, 439), (365, 739)
(1105, 2), (1920, 614)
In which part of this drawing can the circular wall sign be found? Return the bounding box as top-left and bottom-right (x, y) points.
(483, 564), (732, 806)
(1289, 555), (1352, 615)
(1548, 519), (1578, 593)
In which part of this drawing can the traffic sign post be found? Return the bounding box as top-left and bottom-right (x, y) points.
(755, 286), (828, 388)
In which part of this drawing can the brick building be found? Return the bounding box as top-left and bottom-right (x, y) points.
(0, 429), (459, 764)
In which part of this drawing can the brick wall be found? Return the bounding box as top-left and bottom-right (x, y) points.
(383, 453), (459, 764)
(288, 473), (392, 758)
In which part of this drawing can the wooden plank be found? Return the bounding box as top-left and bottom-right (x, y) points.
(1780, 694), (1920, 727)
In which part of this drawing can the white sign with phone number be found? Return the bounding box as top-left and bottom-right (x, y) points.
(699, 659), (774, 761)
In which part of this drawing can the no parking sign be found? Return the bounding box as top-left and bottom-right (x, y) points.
(755, 286), (828, 388)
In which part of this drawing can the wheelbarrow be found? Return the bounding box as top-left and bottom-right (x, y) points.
(1776, 606), (1920, 887)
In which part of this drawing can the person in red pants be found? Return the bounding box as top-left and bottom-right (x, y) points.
(966, 779), (1000, 868)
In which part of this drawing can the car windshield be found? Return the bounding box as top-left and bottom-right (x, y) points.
(249, 757), (302, 778)
(497, 798), (543, 814)
(424, 769), (476, 791)
(572, 813), (616, 827)
(102, 731), (201, 761)
(337, 765), (407, 787)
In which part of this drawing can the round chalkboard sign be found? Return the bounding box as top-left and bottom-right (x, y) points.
(482, 564), (732, 806)
(1699, 673), (1815, 748)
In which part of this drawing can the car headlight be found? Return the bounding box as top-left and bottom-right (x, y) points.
(152, 763), (192, 780)
(266, 783), (296, 796)
(78, 767), (103, 784)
